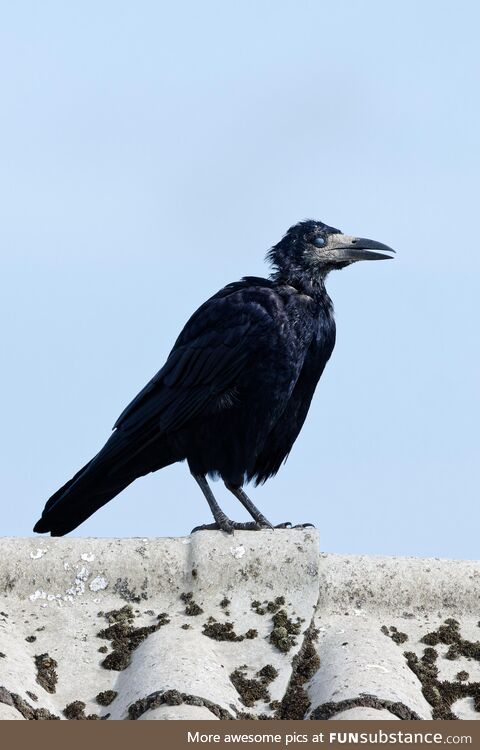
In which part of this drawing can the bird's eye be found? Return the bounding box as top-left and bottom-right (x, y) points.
(313, 236), (326, 247)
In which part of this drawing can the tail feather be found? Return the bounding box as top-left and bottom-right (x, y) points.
(34, 429), (179, 536)
(41, 458), (95, 515)
(34, 463), (136, 536)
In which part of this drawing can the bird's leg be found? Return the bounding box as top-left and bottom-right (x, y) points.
(192, 474), (235, 532)
(191, 474), (266, 533)
(224, 482), (274, 529)
(224, 483), (315, 530)
(190, 474), (302, 533)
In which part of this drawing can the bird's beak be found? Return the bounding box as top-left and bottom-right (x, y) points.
(329, 234), (396, 262)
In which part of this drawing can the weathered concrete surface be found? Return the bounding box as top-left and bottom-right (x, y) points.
(1, 534), (479, 720)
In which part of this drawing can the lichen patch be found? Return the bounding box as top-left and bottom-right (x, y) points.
(97, 605), (170, 671)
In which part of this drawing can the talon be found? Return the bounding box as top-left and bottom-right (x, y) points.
(190, 522), (220, 533)
(293, 522), (316, 529)
(274, 521), (292, 529)
(258, 518), (274, 530)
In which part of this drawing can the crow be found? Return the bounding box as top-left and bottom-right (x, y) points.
(34, 220), (395, 536)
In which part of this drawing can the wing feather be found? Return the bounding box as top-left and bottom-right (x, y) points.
(113, 285), (280, 436)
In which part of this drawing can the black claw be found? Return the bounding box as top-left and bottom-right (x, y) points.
(190, 522), (221, 533)
(293, 522), (316, 529)
(257, 518), (274, 530)
(274, 521), (292, 529)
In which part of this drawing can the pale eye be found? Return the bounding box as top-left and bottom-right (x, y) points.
(313, 236), (325, 247)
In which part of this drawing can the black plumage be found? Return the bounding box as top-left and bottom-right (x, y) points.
(34, 219), (394, 536)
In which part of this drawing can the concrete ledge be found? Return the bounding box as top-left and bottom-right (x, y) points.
(1, 533), (479, 720)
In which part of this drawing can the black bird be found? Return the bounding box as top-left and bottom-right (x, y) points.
(34, 220), (395, 536)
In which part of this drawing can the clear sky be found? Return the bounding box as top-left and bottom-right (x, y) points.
(1, 1), (479, 558)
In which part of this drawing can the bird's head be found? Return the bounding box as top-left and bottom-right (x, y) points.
(267, 220), (395, 282)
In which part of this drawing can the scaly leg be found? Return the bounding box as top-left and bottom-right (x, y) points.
(224, 482), (274, 528)
(191, 474), (261, 533)
(224, 483), (315, 530)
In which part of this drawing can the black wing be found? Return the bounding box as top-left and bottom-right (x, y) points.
(113, 280), (296, 437)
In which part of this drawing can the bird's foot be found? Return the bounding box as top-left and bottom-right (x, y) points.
(293, 522), (316, 528)
(250, 514), (274, 530)
(190, 520), (272, 534)
(190, 520), (315, 533)
(274, 521), (316, 529)
(190, 522), (223, 533)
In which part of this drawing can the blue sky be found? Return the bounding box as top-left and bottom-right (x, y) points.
(1, 1), (479, 558)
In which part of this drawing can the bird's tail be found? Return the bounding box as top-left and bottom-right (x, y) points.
(33, 461), (135, 536)
(34, 430), (178, 536)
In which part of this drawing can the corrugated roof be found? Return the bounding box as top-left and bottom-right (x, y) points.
(0, 532), (479, 720)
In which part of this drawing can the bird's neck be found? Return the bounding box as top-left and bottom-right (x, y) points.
(272, 269), (330, 303)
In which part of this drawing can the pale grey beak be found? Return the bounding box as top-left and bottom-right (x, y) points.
(332, 235), (396, 262)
